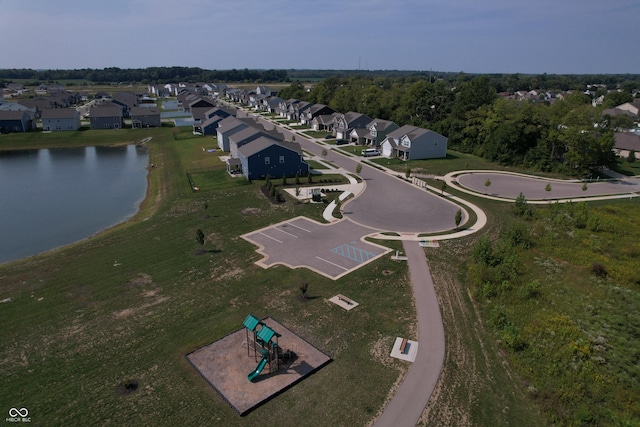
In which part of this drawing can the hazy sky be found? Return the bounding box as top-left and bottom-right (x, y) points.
(1, 0), (638, 74)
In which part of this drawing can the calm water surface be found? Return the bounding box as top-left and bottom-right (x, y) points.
(0, 145), (149, 264)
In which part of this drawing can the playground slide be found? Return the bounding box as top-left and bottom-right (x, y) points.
(247, 355), (269, 382)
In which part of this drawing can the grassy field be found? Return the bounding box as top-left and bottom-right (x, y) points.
(0, 128), (416, 426)
(2, 125), (638, 426)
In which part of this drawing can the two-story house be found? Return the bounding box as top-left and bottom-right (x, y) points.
(380, 125), (447, 160)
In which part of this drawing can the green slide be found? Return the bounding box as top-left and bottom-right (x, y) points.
(247, 350), (269, 382)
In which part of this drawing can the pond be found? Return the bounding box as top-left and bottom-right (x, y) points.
(0, 145), (149, 264)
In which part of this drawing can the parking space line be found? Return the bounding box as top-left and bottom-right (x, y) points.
(275, 227), (298, 238)
(288, 222), (312, 233)
(259, 231), (283, 243)
(316, 256), (349, 271)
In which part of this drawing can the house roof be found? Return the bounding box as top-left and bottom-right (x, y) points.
(0, 103), (35, 112)
(367, 118), (397, 131)
(0, 110), (28, 120)
(230, 126), (282, 145)
(112, 92), (139, 108)
(386, 124), (433, 140)
(237, 136), (283, 157)
(602, 108), (637, 118)
(41, 108), (78, 119)
(131, 107), (159, 116)
(89, 106), (123, 118)
(308, 104), (331, 115)
(217, 116), (246, 133)
(314, 113), (339, 125)
(337, 112), (372, 128)
(229, 127), (264, 144)
(237, 137), (302, 158)
(199, 115), (224, 128)
(350, 128), (369, 137)
(204, 106), (233, 118)
(188, 97), (214, 108)
(614, 132), (640, 151)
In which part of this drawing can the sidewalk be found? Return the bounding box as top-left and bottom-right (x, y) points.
(373, 241), (445, 427)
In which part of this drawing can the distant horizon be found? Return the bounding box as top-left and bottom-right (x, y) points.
(1, 0), (638, 75)
(1, 67), (638, 77)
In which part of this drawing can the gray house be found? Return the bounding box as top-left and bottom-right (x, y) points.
(228, 126), (282, 158)
(361, 119), (399, 146)
(89, 106), (124, 129)
(194, 115), (225, 136)
(301, 104), (335, 126)
(312, 113), (339, 132)
(41, 108), (81, 131)
(0, 110), (31, 133)
(380, 125), (447, 160)
(614, 132), (640, 158)
(333, 112), (372, 140)
(131, 107), (161, 128)
(216, 116), (250, 151)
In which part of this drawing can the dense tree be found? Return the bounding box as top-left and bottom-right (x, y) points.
(602, 91), (633, 109)
(278, 82), (307, 100)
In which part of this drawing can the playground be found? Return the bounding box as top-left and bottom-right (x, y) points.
(186, 316), (332, 416)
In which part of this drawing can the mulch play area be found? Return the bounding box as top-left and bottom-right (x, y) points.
(186, 317), (332, 416)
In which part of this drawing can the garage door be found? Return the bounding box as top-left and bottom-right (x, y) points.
(382, 143), (393, 157)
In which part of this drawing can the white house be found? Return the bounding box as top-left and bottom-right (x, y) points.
(380, 125), (447, 160)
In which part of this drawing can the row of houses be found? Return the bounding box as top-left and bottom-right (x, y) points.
(224, 89), (449, 161)
(214, 115), (309, 180)
(0, 90), (163, 132)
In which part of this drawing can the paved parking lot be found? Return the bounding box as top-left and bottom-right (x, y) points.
(241, 216), (391, 280)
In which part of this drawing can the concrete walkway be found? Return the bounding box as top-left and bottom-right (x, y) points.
(373, 241), (445, 427)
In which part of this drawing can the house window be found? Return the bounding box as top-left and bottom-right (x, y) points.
(279, 156), (285, 164)
(265, 157), (270, 165)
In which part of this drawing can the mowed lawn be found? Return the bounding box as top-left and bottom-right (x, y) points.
(0, 128), (416, 426)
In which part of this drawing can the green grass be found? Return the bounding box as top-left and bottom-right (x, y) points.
(305, 159), (330, 170)
(302, 130), (329, 138)
(463, 199), (640, 425)
(0, 128), (415, 426)
(0, 127), (172, 150)
(612, 158), (640, 176)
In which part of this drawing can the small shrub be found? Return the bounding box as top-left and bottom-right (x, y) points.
(521, 280), (542, 299)
(505, 222), (532, 248)
(591, 262), (608, 278)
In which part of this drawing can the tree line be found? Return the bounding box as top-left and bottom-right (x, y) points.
(0, 67), (287, 84)
(279, 74), (639, 176)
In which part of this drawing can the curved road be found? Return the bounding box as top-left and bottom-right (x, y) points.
(247, 111), (462, 233)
